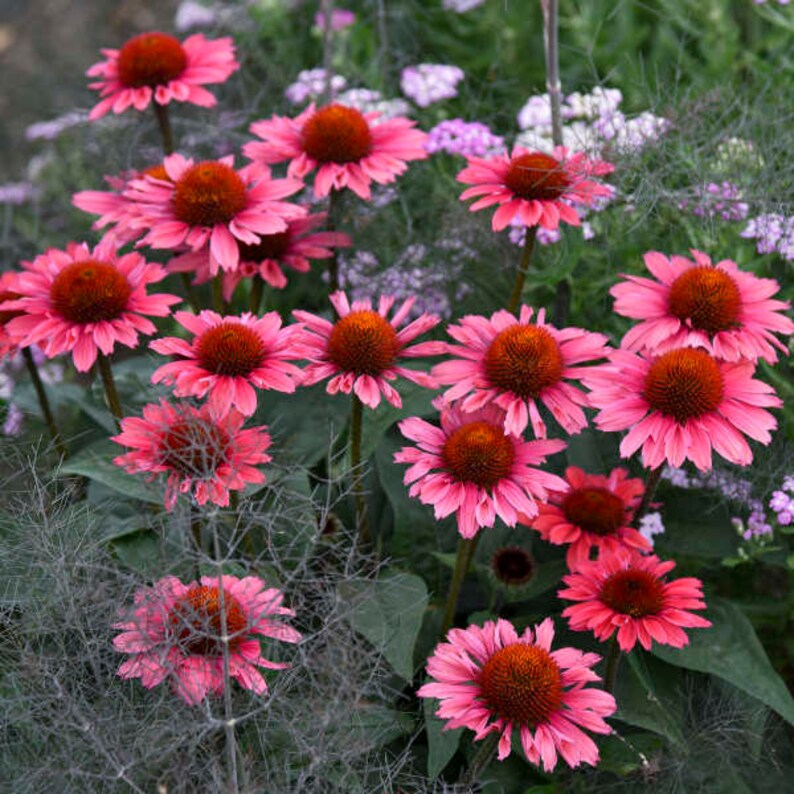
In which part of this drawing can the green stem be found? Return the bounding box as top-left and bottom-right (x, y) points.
(604, 636), (621, 694)
(441, 535), (480, 636)
(179, 273), (201, 313)
(460, 732), (500, 787)
(249, 277), (264, 315)
(327, 191), (342, 294)
(634, 465), (663, 526)
(153, 101), (174, 156)
(350, 394), (370, 547)
(22, 348), (68, 458)
(212, 274), (227, 315)
(96, 353), (123, 426)
(506, 226), (537, 314)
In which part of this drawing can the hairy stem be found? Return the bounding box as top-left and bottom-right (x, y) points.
(22, 348), (68, 458)
(326, 190), (342, 294)
(506, 226), (538, 314)
(212, 273), (226, 315)
(460, 731), (500, 786)
(152, 101), (175, 156)
(350, 394), (370, 547)
(96, 353), (123, 426)
(180, 273), (201, 313)
(441, 535), (480, 636)
(634, 465), (663, 525)
(603, 636), (621, 694)
(212, 524), (240, 794)
(249, 277), (264, 315)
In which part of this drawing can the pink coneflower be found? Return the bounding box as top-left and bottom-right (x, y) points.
(418, 618), (616, 770)
(87, 32), (239, 120)
(583, 346), (781, 470)
(292, 291), (443, 409)
(528, 466), (650, 570)
(0, 271), (24, 357)
(243, 102), (428, 200)
(558, 547), (711, 652)
(112, 400), (271, 510)
(114, 574), (301, 705)
(150, 310), (305, 418)
(125, 155), (305, 274)
(395, 401), (567, 539)
(168, 212), (352, 299)
(72, 164), (171, 245)
(611, 249), (794, 364)
(432, 305), (609, 438)
(0, 239), (180, 372)
(457, 145), (613, 231)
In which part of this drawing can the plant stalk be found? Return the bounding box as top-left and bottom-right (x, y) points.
(96, 352), (123, 426)
(350, 394), (370, 546)
(326, 190), (342, 294)
(634, 465), (663, 525)
(506, 226), (537, 314)
(152, 101), (174, 156)
(603, 636), (621, 694)
(21, 347), (68, 458)
(441, 535), (480, 636)
(460, 731), (500, 787)
(249, 277), (264, 314)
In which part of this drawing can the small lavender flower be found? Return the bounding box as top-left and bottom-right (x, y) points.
(442, 0), (487, 11)
(174, 0), (217, 31)
(754, 0), (791, 5)
(425, 119), (505, 158)
(679, 182), (749, 222)
(400, 64), (465, 108)
(769, 490), (792, 512)
(0, 182), (37, 205)
(336, 89), (411, 119)
(638, 512), (666, 546)
(2, 403), (24, 437)
(741, 213), (794, 260)
(782, 476), (794, 493)
(663, 466), (692, 488)
(25, 111), (87, 142)
(315, 9), (356, 30)
(744, 508), (774, 539)
(285, 69), (347, 105)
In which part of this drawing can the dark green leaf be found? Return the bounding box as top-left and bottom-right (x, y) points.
(424, 696), (462, 779)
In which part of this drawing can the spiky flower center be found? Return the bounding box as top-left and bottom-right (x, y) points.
(326, 310), (399, 376)
(239, 230), (292, 262)
(117, 32), (187, 89)
(442, 421), (515, 488)
(480, 643), (564, 727)
(159, 417), (230, 477)
(562, 487), (625, 537)
(301, 104), (373, 164)
(196, 322), (266, 377)
(0, 290), (23, 326)
(667, 266), (741, 335)
(173, 162), (247, 227)
(50, 260), (132, 324)
(484, 324), (564, 399)
(504, 152), (572, 201)
(643, 348), (723, 423)
(600, 569), (664, 618)
(492, 547), (535, 586)
(168, 585), (248, 655)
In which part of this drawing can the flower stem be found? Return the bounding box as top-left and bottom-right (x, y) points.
(441, 535), (480, 636)
(21, 347), (67, 458)
(460, 731), (500, 787)
(179, 273), (201, 313)
(320, 0), (336, 104)
(326, 191), (342, 294)
(249, 277), (264, 315)
(96, 352), (123, 426)
(212, 274), (226, 314)
(634, 465), (663, 525)
(506, 226), (537, 314)
(152, 101), (174, 156)
(603, 636), (621, 694)
(350, 394), (370, 547)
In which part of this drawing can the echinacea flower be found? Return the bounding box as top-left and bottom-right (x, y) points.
(112, 400), (271, 510)
(558, 546), (711, 652)
(244, 102), (428, 200)
(528, 466), (650, 570)
(582, 346), (781, 470)
(114, 574), (301, 705)
(86, 32), (238, 120)
(395, 401), (567, 538)
(0, 238), (180, 372)
(432, 306), (609, 438)
(168, 212), (351, 299)
(0, 271), (23, 358)
(72, 164), (171, 245)
(150, 310), (305, 417)
(457, 145), (613, 232)
(292, 291), (444, 409)
(125, 155), (306, 273)
(611, 249), (794, 363)
(418, 618), (616, 770)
